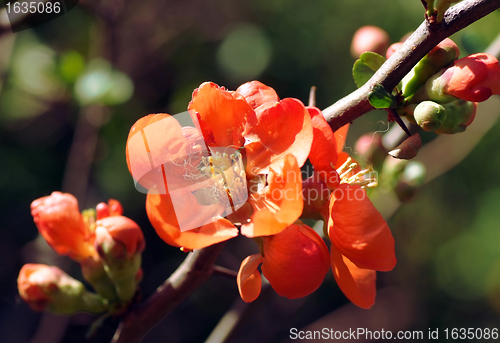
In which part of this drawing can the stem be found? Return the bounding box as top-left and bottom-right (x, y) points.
(212, 265), (238, 279)
(111, 242), (226, 343)
(322, 0), (500, 132)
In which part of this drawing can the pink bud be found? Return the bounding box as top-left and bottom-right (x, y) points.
(351, 26), (390, 59)
(18, 264), (86, 313)
(445, 53), (500, 102)
(95, 216), (145, 260)
(386, 42), (403, 59)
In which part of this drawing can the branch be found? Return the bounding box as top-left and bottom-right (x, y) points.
(322, 0), (500, 132)
(111, 242), (226, 343)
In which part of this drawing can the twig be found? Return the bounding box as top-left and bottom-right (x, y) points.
(212, 265), (238, 279)
(111, 242), (227, 343)
(308, 86), (317, 107)
(322, 0), (500, 132)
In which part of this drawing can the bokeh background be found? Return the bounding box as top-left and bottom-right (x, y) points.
(1, 0), (500, 342)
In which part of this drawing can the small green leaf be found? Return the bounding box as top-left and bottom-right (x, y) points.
(368, 84), (397, 109)
(352, 52), (386, 87)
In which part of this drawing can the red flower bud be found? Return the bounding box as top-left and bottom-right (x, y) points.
(95, 216), (145, 261)
(18, 264), (107, 314)
(443, 53), (500, 102)
(31, 192), (95, 261)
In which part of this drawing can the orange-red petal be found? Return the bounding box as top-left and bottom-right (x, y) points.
(237, 254), (263, 303)
(334, 124), (349, 155)
(241, 155), (303, 237)
(188, 82), (256, 148)
(307, 106), (339, 188)
(328, 184), (396, 271)
(330, 246), (376, 309)
(261, 224), (330, 299)
(126, 113), (200, 192)
(236, 81), (280, 113)
(146, 191), (238, 250)
(245, 98), (313, 176)
(31, 192), (95, 261)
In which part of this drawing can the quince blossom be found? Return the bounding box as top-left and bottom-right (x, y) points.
(126, 81), (313, 250)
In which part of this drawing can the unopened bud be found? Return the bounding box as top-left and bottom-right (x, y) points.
(355, 133), (387, 169)
(393, 161), (426, 202)
(80, 257), (118, 302)
(435, 100), (477, 134)
(442, 53), (500, 102)
(96, 199), (123, 220)
(351, 26), (390, 59)
(388, 133), (422, 160)
(402, 38), (460, 98)
(94, 216), (145, 303)
(414, 101), (447, 132)
(18, 264), (108, 314)
(386, 42), (403, 59)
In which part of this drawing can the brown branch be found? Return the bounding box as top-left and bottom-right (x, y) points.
(322, 0), (500, 132)
(111, 242), (226, 343)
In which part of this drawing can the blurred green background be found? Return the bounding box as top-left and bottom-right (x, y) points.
(1, 1), (500, 342)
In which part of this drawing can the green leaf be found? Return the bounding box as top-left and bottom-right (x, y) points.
(352, 52), (386, 88)
(368, 84), (397, 109)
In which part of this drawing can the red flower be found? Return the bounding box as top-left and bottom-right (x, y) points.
(237, 223), (330, 302)
(327, 184), (396, 308)
(127, 81), (313, 250)
(304, 112), (396, 308)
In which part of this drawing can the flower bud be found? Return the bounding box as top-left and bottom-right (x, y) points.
(402, 38), (459, 98)
(388, 133), (422, 160)
(386, 42), (403, 59)
(80, 257), (118, 302)
(414, 101), (447, 132)
(355, 132), (387, 169)
(434, 0), (460, 22)
(31, 192), (95, 261)
(435, 100), (477, 134)
(96, 199), (123, 220)
(441, 53), (500, 102)
(94, 216), (145, 303)
(394, 161), (427, 202)
(351, 26), (390, 59)
(18, 264), (108, 314)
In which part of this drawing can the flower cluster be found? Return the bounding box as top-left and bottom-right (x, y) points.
(126, 81), (396, 308)
(18, 193), (145, 314)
